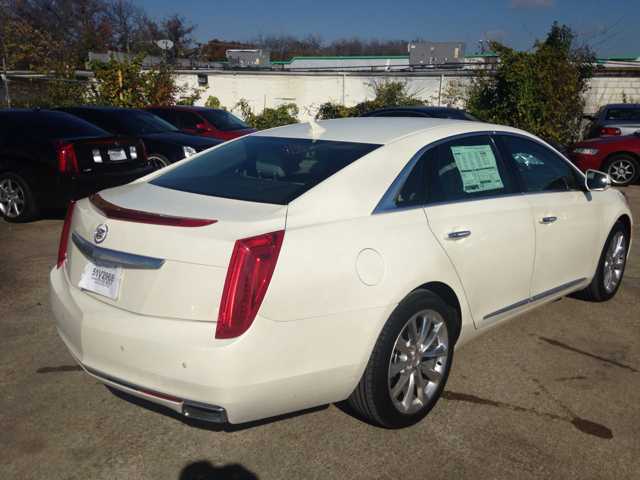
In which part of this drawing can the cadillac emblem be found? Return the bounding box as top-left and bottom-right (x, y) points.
(94, 224), (108, 244)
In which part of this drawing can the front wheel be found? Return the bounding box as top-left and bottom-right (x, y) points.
(348, 290), (454, 428)
(576, 221), (629, 302)
(148, 154), (171, 170)
(0, 173), (40, 223)
(602, 155), (640, 187)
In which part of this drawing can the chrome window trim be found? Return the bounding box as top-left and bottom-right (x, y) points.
(372, 130), (587, 216)
(372, 143), (432, 214)
(72, 231), (165, 269)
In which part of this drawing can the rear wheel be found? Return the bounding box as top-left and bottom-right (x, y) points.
(0, 173), (40, 223)
(148, 154), (170, 170)
(577, 221), (628, 302)
(602, 155), (639, 187)
(348, 290), (454, 428)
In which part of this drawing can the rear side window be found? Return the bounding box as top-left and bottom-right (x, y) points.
(149, 109), (176, 125)
(150, 136), (381, 205)
(499, 136), (578, 192)
(426, 135), (512, 204)
(10, 112), (107, 138)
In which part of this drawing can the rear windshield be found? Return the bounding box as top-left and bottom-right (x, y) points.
(8, 111), (107, 138)
(105, 110), (181, 134)
(604, 107), (640, 121)
(199, 110), (251, 131)
(150, 136), (381, 205)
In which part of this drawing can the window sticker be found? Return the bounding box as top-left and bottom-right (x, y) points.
(450, 145), (504, 192)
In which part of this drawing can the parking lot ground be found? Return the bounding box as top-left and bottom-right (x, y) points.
(1, 187), (639, 479)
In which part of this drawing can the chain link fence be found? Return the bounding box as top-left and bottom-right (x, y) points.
(1, 75), (91, 109)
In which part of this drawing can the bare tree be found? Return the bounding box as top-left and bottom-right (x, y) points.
(104, 0), (148, 54)
(162, 13), (196, 60)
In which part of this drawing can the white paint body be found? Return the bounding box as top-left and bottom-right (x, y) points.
(50, 119), (633, 424)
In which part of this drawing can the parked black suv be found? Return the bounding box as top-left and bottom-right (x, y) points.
(0, 109), (152, 223)
(55, 107), (224, 169)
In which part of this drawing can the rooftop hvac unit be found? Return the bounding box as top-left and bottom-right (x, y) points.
(226, 50), (271, 68)
(408, 42), (466, 67)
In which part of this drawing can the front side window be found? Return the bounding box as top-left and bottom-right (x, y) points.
(176, 111), (202, 129)
(426, 135), (512, 204)
(500, 135), (578, 192)
(151, 136), (381, 205)
(199, 110), (251, 131)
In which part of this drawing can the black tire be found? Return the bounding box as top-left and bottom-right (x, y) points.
(148, 154), (171, 170)
(0, 172), (40, 223)
(348, 290), (454, 429)
(576, 221), (629, 302)
(602, 155), (640, 187)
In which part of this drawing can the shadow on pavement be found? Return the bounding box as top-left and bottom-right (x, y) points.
(179, 461), (259, 480)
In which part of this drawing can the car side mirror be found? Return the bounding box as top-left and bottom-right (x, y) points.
(582, 114), (594, 121)
(195, 123), (211, 131)
(585, 169), (610, 191)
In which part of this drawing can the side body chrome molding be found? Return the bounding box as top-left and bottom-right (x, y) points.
(72, 231), (165, 269)
(483, 278), (586, 320)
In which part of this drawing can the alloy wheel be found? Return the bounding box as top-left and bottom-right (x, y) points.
(603, 231), (626, 294)
(608, 159), (635, 184)
(0, 178), (25, 218)
(388, 309), (448, 414)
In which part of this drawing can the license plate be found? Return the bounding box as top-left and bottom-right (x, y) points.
(108, 148), (127, 161)
(78, 259), (122, 300)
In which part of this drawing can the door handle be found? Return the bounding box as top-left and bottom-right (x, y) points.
(445, 230), (471, 240)
(538, 216), (557, 224)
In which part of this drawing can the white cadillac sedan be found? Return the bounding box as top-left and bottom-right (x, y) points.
(50, 118), (633, 429)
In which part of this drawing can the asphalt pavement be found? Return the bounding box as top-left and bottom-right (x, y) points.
(1, 186), (639, 479)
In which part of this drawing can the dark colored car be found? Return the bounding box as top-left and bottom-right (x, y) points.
(585, 103), (640, 139)
(142, 105), (257, 141)
(55, 107), (223, 170)
(360, 106), (483, 121)
(568, 132), (640, 186)
(0, 109), (152, 223)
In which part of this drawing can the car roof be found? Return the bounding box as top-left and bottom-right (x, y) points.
(253, 117), (523, 145)
(58, 106), (144, 113)
(602, 103), (640, 108)
(145, 105), (224, 112)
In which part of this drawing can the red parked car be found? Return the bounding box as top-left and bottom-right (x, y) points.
(568, 132), (640, 186)
(143, 105), (257, 141)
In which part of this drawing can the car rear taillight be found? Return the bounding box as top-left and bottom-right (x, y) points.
(216, 231), (285, 339)
(53, 141), (79, 173)
(597, 127), (621, 136)
(57, 200), (76, 268)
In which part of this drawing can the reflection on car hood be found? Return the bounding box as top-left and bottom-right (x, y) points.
(141, 132), (224, 147)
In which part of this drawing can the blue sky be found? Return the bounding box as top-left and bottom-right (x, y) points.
(135, 0), (640, 58)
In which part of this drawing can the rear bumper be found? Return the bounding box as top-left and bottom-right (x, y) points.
(50, 264), (393, 424)
(34, 165), (154, 208)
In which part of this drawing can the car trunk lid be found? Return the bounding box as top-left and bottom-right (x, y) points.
(63, 182), (287, 321)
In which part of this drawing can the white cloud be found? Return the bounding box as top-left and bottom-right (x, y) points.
(508, 0), (556, 10)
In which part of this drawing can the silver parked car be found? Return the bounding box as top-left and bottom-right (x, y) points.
(586, 103), (640, 138)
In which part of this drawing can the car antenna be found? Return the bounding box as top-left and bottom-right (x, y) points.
(307, 119), (326, 141)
